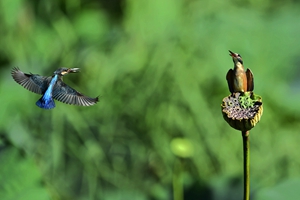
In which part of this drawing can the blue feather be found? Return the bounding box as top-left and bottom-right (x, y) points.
(36, 75), (58, 109)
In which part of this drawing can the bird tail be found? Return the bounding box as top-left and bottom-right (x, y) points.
(36, 96), (55, 109)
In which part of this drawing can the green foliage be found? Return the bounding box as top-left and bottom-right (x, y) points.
(255, 179), (300, 200)
(0, 148), (51, 200)
(0, 0), (300, 199)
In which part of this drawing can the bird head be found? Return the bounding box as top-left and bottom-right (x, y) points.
(229, 50), (243, 64)
(54, 68), (80, 76)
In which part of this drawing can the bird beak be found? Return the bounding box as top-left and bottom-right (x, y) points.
(228, 50), (236, 57)
(68, 68), (80, 73)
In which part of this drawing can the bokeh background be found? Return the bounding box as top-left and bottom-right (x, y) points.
(1, 0), (300, 200)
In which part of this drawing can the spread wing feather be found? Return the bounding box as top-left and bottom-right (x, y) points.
(11, 67), (50, 94)
(52, 80), (98, 106)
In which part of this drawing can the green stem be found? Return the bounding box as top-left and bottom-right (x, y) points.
(242, 131), (250, 200)
(173, 158), (183, 200)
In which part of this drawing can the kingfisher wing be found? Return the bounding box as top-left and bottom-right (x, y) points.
(11, 67), (50, 94)
(246, 69), (254, 91)
(226, 69), (235, 93)
(52, 80), (98, 106)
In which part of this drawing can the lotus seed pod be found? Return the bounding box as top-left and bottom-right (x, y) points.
(221, 92), (263, 131)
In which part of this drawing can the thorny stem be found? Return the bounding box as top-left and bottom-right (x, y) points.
(242, 131), (250, 200)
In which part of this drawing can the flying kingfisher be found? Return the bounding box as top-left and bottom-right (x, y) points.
(11, 67), (99, 109)
(226, 50), (254, 93)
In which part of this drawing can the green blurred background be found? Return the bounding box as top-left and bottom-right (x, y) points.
(1, 0), (300, 199)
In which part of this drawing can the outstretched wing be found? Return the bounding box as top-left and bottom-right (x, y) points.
(52, 80), (98, 106)
(226, 69), (234, 93)
(11, 67), (50, 94)
(246, 69), (254, 91)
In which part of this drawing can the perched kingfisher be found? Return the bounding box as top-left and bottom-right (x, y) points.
(11, 67), (99, 109)
(226, 50), (254, 93)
